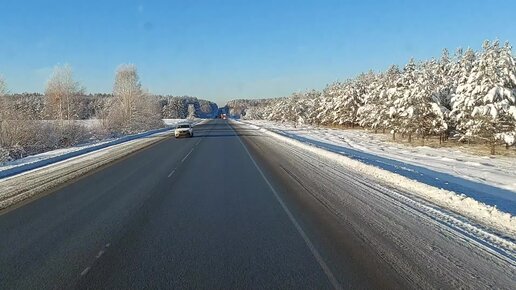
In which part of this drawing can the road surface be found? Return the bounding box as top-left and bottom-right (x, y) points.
(0, 119), (514, 289)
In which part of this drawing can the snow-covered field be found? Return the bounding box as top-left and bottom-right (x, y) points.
(234, 120), (516, 238)
(74, 119), (103, 129)
(241, 120), (516, 216)
(0, 139), (117, 173)
(163, 119), (192, 126)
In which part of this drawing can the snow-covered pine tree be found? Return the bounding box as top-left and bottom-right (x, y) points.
(229, 39), (514, 153)
(451, 40), (516, 153)
(446, 48), (476, 137)
(291, 94), (306, 124)
(357, 73), (380, 130)
(382, 60), (418, 140)
(390, 58), (448, 143)
(391, 58), (419, 141)
(435, 49), (455, 142)
(301, 90), (322, 124)
(322, 81), (348, 125)
(357, 65), (400, 133)
(377, 65), (401, 133)
(187, 103), (196, 119)
(454, 48), (477, 88)
(343, 72), (371, 127)
(417, 59), (449, 140)
(317, 83), (340, 125)
(435, 49), (455, 108)
(282, 92), (301, 123)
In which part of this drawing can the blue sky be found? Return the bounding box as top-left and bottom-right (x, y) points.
(1, 0), (515, 104)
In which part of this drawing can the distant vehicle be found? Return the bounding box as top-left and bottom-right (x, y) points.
(221, 114), (227, 120)
(175, 123), (193, 138)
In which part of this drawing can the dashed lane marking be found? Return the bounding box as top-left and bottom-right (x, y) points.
(96, 250), (105, 259)
(79, 242), (111, 277)
(181, 148), (195, 163)
(80, 267), (91, 276)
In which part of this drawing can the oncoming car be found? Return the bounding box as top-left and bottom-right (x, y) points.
(174, 123), (193, 138)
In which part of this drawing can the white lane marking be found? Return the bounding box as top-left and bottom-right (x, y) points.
(96, 250), (105, 259)
(229, 122), (342, 290)
(181, 148), (195, 163)
(79, 242), (112, 277)
(80, 267), (91, 276)
(167, 125), (204, 179)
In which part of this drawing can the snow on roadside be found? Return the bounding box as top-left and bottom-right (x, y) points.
(234, 120), (516, 236)
(163, 119), (188, 126)
(75, 119), (102, 129)
(244, 120), (516, 191)
(241, 120), (516, 215)
(0, 134), (166, 209)
(0, 119), (195, 178)
(0, 139), (116, 172)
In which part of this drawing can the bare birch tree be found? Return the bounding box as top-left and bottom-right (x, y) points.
(44, 64), (83, 120)
(0, 76), (7, 123)
(0, 77), (9, 162)
(0, 77), (33, 160)
(107, 64), (162, 133)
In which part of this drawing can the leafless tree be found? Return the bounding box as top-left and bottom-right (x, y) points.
(0, 76), (9, 161)
(113, 64), (142, 125)
(107, 64), (162, 133)
(44, 64), (84, 120)
(0, 76), (7, 124)
(0, 76), (6, 96)
(0, 77), (33, 161)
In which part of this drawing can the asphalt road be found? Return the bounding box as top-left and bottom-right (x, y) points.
(0, 119), (514, 289)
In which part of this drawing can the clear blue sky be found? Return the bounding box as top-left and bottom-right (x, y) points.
(1, 0), (515, 104)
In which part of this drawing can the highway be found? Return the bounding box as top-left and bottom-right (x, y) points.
(0, 120), (514, 289)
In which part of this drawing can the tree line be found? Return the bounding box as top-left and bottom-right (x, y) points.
(0, 64), (218, 162)
(228, 40), (516, 154)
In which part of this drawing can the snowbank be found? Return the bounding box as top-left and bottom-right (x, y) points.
(234, 120), (516, 236)
(0, 119), (202, 180)
(242, 120), (516, 215)
(163, 119), (189, 126)
(0, 134), (167, 210)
